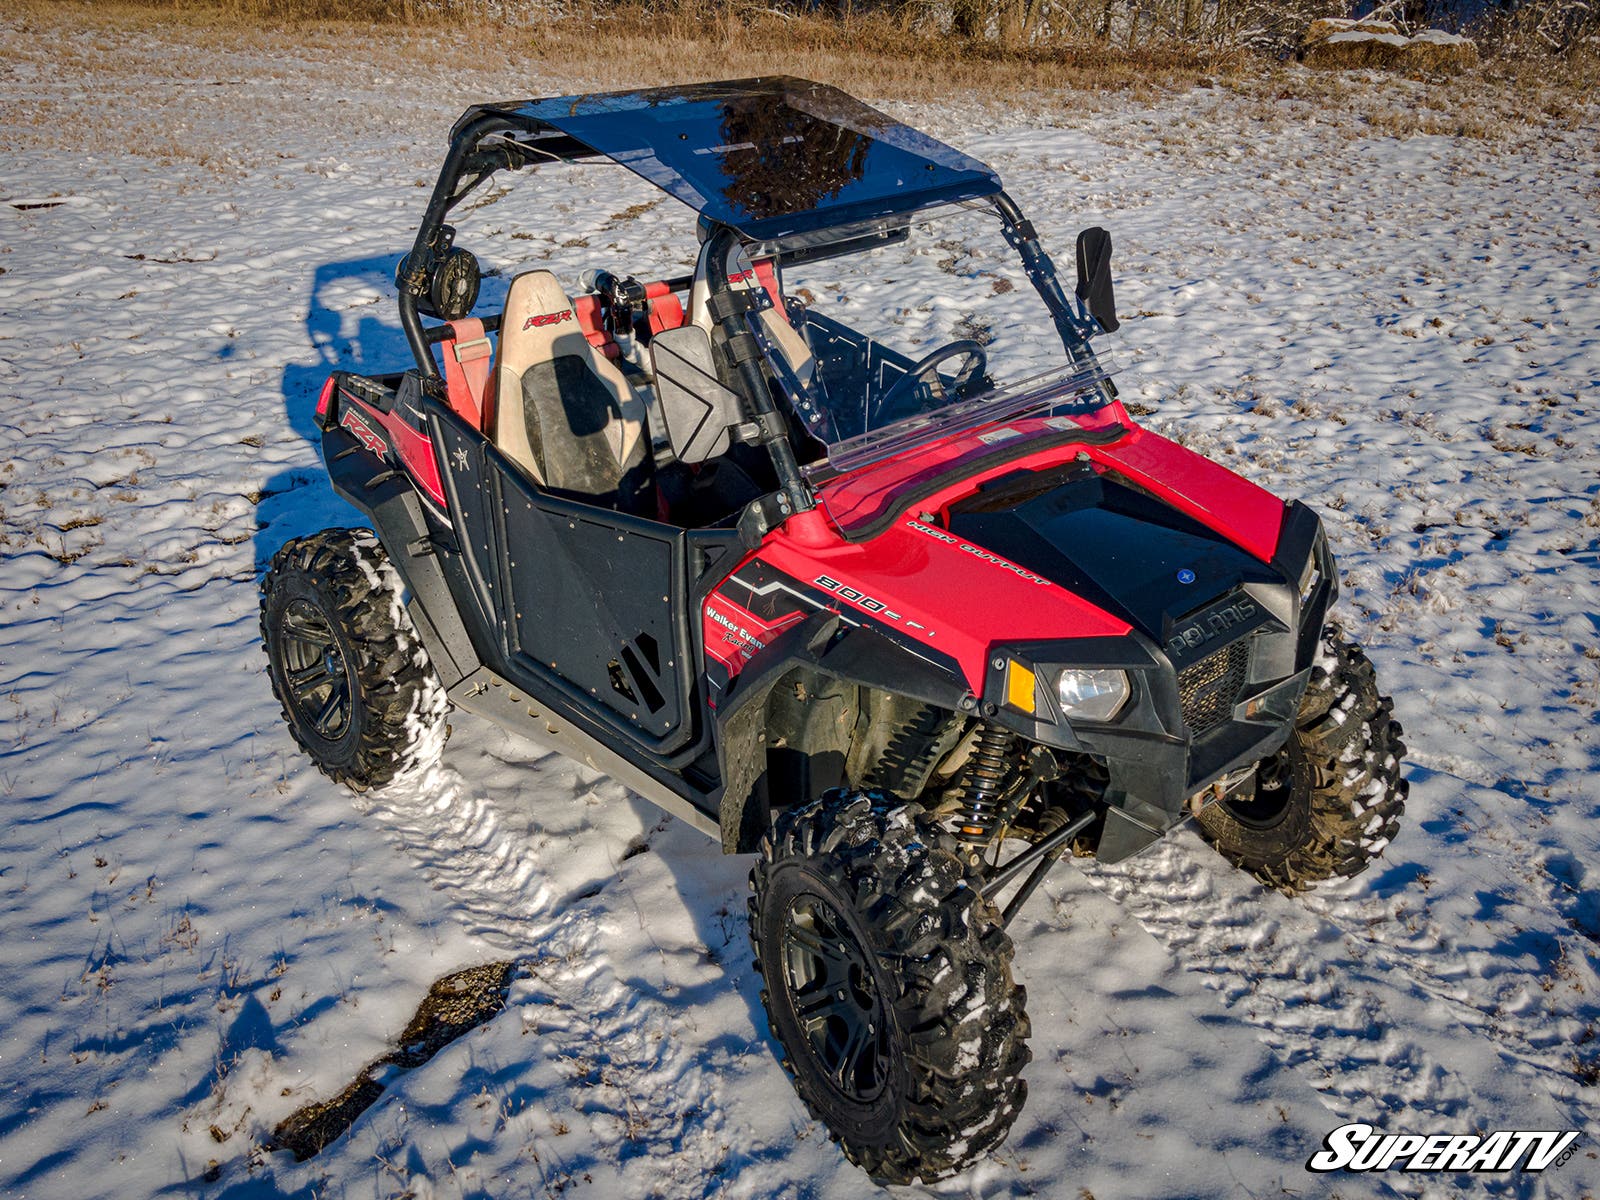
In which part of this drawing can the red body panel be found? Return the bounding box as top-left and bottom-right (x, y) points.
(705, 406), (1287, 694)
(702, 591), (810, 679)
(315, 375), (336, 423)
(343, 390), (448, 510)
(1093, 428), (1284, 564)
(819, 409), (1285, 565)
(705, 514), (1134, 693)
(757, 519), (1131, 690)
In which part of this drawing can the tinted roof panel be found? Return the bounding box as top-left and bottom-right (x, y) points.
(487, 77), (1002, 240)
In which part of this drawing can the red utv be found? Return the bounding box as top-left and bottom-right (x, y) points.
(260, 78), (1406, 1183)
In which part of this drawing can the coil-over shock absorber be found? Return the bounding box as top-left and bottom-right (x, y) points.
(956, 723), (1018, 843)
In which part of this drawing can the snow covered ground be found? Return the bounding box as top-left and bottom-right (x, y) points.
(2, 14), (1598, 1200)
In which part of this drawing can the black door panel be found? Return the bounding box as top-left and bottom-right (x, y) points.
(426, 404), (501, 634)
(494, 466), (688, 743)
(426, 398), (695, 755)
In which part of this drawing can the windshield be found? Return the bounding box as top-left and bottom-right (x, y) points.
(757, 202), (1115, 474)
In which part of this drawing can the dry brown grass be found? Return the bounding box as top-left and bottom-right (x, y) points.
(5, 0), (1595, 166)
(1302, 31), (1480, 73)
(1242, 57), (1599, 142)
(12, 0), (1239, 105)
(539, 6), (1254, 101)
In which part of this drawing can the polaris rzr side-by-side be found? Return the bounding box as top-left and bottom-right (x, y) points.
(261, 78), (1407, 1183)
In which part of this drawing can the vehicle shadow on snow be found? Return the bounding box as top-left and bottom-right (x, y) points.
(614, 790), (775, 1035)
(255, 255), (412, 576)
(258, 254), (519, 570)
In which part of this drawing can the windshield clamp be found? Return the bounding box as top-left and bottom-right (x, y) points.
(707, 290), (759, 322)
(723, 329), (763, 366)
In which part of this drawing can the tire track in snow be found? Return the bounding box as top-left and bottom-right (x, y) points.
(282, 728), (742, 1195)
(352, 758), (556, 951)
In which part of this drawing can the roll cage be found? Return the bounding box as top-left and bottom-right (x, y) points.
(396, 77), (1114, 515)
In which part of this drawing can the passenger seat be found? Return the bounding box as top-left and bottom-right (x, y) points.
(494, 270), (654, 513)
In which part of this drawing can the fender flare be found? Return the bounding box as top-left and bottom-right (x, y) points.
(713, 614), (970, 852)
(322, 424), (481, 690)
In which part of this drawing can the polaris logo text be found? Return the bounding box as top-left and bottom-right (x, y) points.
(1307, 1124), (1580, 1174)
(523, 309), (572, 330)
(1166, 598), (1258, 658)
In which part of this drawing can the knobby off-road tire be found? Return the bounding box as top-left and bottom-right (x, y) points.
(748, 791), (1030, 1184)
(261, 529), (448, 791)
(1197, 622), (1407, 893)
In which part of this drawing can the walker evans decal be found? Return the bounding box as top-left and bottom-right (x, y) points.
(704, 603), (764, 662)
(1307, 1124), (1580, 1174)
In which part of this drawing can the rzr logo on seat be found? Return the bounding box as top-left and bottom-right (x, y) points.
(523, 309), (573, 330)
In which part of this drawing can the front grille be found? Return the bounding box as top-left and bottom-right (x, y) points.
(1177, 638), (1251, 735)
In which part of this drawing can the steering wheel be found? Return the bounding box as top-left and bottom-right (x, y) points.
(870, 339), (989, 426)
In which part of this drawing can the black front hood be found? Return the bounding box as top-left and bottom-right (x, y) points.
(947, 465), (1286, 651)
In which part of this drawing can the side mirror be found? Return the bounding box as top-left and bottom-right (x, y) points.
(651, 325), (744, 464)
(1075, 227), (1120, 334)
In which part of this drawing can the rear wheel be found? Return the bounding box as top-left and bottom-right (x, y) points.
(748, 792), (1030, 1184)
(261, 529), (447, 790)
(1197, 623), (1407, 892)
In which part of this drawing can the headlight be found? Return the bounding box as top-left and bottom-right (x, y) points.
(1056, 668), (1130, 722)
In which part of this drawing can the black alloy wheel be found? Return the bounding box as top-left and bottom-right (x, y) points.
(780, 892), (894, 1105)
(1196, 623), (1407, 892)
(1219, 737), (1310, 832)
(261, 529), (448, 791)
(277, 598), (357, 744)
(750, 792), (1030, 1184)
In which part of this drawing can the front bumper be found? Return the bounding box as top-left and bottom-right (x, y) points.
(980, 503), (1336, 862)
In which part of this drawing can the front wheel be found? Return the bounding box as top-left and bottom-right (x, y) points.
(260, 529), (448, 791)
(1197, 623), (1407, 892)
(748, 792), (1030, 1184)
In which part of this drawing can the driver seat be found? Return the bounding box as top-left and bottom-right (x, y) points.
(494, 270), (653, 512)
